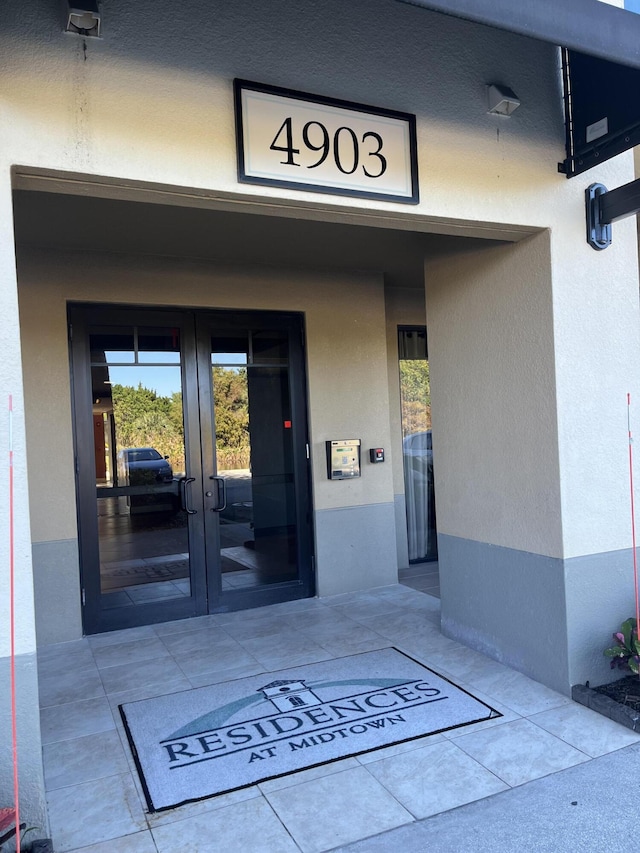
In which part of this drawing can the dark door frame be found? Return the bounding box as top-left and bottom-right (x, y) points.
(69, 303), (315, 635)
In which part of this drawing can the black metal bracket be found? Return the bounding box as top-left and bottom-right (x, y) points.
(586, 178), (640, 250)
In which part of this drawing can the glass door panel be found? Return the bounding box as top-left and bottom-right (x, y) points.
(208, 328), (299, 594)
(91, 325), (191, 606)
(71, 309), (206, 634)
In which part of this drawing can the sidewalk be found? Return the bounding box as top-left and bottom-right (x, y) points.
(37, 584), (640, 852)
(336, 741), (640, 852)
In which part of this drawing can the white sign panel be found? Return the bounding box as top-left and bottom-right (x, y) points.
(235, 80), (419, 204)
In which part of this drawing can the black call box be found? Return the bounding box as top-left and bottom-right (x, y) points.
(326, 439), (361, 480)
(369, 448), (385, 463)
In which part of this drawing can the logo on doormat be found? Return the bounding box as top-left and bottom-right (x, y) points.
(161, 675), (446, 768)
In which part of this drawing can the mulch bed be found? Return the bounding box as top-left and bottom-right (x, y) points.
(594, 676), (640, 710)
(572, 676), (640, 731)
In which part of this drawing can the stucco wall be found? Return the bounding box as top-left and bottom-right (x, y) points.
(426, 233), (561, 558)
(0, 0), (626, 228)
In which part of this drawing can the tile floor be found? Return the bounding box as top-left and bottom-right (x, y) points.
(37, 585), (639, 853)
(399, 562), (440, 597)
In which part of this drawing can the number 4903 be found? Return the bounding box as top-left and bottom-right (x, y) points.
(270, 117), (387, 178)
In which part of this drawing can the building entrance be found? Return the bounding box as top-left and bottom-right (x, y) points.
(69, 305), (313, 634)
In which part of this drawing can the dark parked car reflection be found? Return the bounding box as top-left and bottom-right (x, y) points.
(117, 447), (174, 486)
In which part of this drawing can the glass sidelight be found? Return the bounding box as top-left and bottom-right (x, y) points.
(70, 306), (312, 634)
(399, 326), (438, 562)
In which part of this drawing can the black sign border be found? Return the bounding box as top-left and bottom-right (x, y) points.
(234, 79), (420, 205)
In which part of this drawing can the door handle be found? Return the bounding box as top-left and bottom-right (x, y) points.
(209, 476), (227, 512)
(179, 477), (197, 514)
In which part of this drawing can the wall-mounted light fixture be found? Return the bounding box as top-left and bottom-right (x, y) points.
(487, 84), (520, 116)
(64, 0), (101, 37)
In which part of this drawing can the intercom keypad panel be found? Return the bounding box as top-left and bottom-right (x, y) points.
(326, 439), (361, 480)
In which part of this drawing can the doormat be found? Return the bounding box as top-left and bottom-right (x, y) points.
(120, 647), (500, 812)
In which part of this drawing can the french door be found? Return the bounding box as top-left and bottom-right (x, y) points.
(69, 305), (314, 634)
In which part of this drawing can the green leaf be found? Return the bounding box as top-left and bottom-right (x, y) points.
(604, 647), (627, 658)
(621, 618), (637, 649)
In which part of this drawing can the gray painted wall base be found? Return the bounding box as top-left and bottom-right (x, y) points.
(315, 502), (399, 596)
(438, 534), (570, 694)
(439, 534), (640, 695)
(0, 654), (48, 837)
(564, 547), (639, 689)
(32, 539), (83, 646)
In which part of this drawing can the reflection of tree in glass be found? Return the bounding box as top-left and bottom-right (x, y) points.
(399, 360), (431, 436)
(112, 383), (185, 474)
(212, 367), (250, 470)
(111, 371), (252, 475)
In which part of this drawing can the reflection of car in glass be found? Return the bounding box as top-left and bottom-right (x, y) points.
(402, 430), (433, 470)
(117, 447), (173, 486)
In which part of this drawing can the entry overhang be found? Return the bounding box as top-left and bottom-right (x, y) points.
(397, 0), (640, 70)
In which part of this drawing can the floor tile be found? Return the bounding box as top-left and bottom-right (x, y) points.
(39, 666), (105, 708)
(88, 624), (159, 649)
(151, 795), (299, 853)
(171, 643), (261, 679)
(159, 624), (242, 655)
(265, 765), (413, 853)
(365, 739), (508, 818)
(64, 831), (158, 853)
(468, 668), (573, 717)
(37, 640), (96, 676)
(92, 637), (172, 670)
(40, 696), (116, 744)
(153, 614), (221, 636)
(43, 729), (130, 790)
(235, 629), (333, 668)
(99, 656), (188, 695)
(415, 646), (506, 684)
(356, 733), (445, 764)
(187, 660), (266, 688)
(529, 701), (640, 757)
(244, 644), (333, 670)
(146, 785), (261, 828)
(285, 609), (362, 634)
(358, 611), (442, 641)
(221, 615), (300, 642)
(300, 618), (383, 642)
(105, 676), (193, 713)
(258, 757), (360, 793)
(453, 718), (589, 786)
(330, 599), (407, 623)
(317, 635), (390, 657)
(47, 772), (147, 852)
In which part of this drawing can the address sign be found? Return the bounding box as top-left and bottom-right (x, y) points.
(234, 80), (419, 204)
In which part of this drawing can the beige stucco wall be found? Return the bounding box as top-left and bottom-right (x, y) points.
(426, 232), (561, 557)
